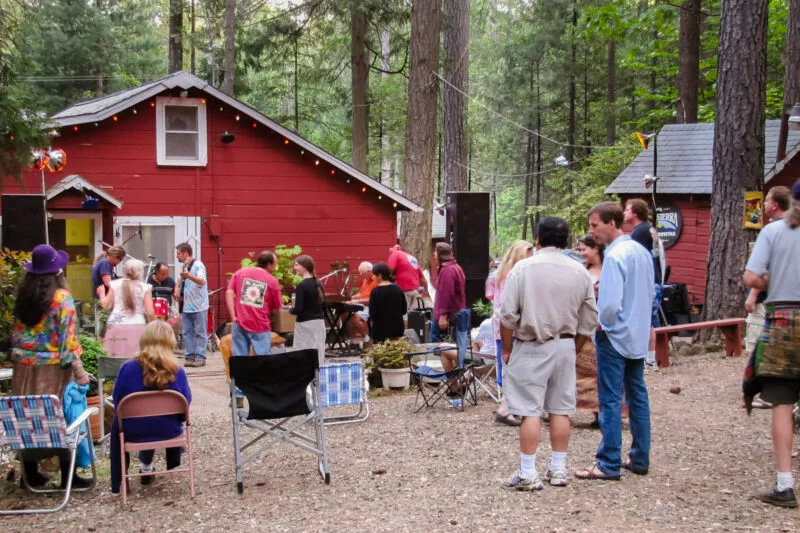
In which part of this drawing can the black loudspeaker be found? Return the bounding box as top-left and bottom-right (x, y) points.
(446, 192), (491, 280)
(1, 194), (47, 252)
(465, 277), (486, 328)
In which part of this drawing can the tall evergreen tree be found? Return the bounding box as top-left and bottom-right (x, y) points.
(443, 0), (469, 192)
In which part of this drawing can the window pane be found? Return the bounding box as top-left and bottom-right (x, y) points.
(120, 225), (175, 275)
(165, 132), (198, 158)
(165, 106), (198, 131)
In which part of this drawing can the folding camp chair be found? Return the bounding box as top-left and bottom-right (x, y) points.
(0, 395), (97, 515)
(117, 390), (195, 505)
(320, 361), (369, 425)
(404, 344), (479, 412)
(472, 354), (501, 403)
(229, 349), (330, 494)
(97, 356), (130, 456)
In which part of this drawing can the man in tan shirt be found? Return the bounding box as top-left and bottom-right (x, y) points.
(499, 217), (598, 491)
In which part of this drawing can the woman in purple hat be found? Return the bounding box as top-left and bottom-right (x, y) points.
(11, 244), (92, 489)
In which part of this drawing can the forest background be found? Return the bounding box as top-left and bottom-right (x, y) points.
(0, 0), (793, 254)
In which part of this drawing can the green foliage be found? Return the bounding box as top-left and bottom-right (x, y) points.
(367, 337), (414, 370)
(0, 249), (31, 350)
(77, 333), (106, 379)
(237, 245), (303, 304)
(472, 298), (493, 320)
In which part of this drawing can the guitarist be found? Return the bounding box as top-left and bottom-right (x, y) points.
(173, 242), (209, 367)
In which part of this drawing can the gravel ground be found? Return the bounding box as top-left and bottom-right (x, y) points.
(1, 350), (799, 532)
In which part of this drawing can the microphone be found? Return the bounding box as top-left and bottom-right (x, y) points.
(147, 254), (156, 259)
(138, 223), (143, 240)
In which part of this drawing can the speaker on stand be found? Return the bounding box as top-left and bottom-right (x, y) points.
(446, 192), (491, 327)
(1, 194), (48, 251)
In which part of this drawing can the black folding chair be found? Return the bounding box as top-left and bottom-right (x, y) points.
(229, 349), (330, 493)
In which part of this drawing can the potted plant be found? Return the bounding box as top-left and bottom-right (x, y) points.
(367, 338), (414, 391)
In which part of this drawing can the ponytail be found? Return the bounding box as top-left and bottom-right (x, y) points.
(788, 205), (800, 229)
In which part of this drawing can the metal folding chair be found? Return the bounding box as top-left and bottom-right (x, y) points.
(229, 349), (330, 494)
(97, 356), (130, 456)
(116, 390), (195, 505)
(472, 354), (501, 403)
(320, 361), (369, 425)
(0, 395), (97, 515)
(404, 344), (479, 412)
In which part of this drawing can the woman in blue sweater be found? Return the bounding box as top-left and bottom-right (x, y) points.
(110, 320), (192, 494)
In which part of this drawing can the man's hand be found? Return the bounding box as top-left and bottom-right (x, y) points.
(438, 315), (448, 330)
(745, 292), (758, 314)
(180, 270), (190, 279)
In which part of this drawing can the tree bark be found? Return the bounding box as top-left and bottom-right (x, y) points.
(169, 0), (183, 74)
(567, 4), (577, 164)
(400, 0), (441, 270)
(606, 38), (616, 145)
(190, 0), (196, 74)
(677, 0), (701, 123)
(777, 0), (800, 161)
(222, 0), (235, 96)
(700, 0), (768, 337)
(351, 6), (369, 173)
(443, 0), (469, 192)
(380, 29), (392, 186)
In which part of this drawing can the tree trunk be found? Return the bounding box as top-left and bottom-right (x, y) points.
(190, 0), (196, 74)
(443, 0), (469, 193)
(700, 0), (768, 338)
(535, 62), (542, 231)
(169, 0), (183, 73)
(606, 38), (616, 145)
(380, 29), (392, 185)
(222, 0), (235, 96)
(677, 0), (701, 123)
(351, 6), (369, 173)
(522, 67), (534, 241)
(400, 0), (441, 270)
(777, 0), (800, 161)
(567, 5), (577, 164)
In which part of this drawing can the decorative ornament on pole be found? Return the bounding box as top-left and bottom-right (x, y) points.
(47, 149), (66, 172)
(31, 150), (49, 170)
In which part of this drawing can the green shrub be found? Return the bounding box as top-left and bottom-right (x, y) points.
(0, 248), (32, 352)
(367, 338), (415, 369)
(235, 244), (303, 304)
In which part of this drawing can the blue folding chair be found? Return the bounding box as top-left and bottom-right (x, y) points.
(320, 362), (369, 425)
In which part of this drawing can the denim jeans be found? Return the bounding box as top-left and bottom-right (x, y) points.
(182, 311), (208, 360)
(232, 323), (272, 356)
(595, 330), (651, 475)
(430, 309), (471, 366)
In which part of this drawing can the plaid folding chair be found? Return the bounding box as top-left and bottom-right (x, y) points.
(97, 356), (131, 456)
(229, 349), (330, 494)
(0, 395), (97, 515)
(320, 362), (369, 425)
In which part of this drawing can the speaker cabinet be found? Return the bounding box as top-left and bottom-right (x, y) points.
(1, 194), (47, 252)
(446, 192), (490, 280)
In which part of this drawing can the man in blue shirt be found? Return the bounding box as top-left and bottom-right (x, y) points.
(577, 201), (654, 481)
(175, 242), (209, 367)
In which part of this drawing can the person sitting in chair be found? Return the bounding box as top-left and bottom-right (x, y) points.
(345, 261), (378, 343)
(368, 263), (407, 343)
(110, 320), (192, 495)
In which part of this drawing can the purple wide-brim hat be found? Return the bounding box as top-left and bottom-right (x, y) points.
(24, 244), (69, 275)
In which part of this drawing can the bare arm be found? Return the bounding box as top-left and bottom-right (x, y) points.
(143, 291), (155, 322)
(101, 287), (115, 311)
(500, 323), (514, 363)
(744, 270), (767, 291)
(226, 289), (237, 322)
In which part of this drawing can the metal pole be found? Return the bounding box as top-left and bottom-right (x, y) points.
(41, 168), (49, 245)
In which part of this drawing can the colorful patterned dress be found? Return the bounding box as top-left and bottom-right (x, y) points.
(11, 288), (84, 396)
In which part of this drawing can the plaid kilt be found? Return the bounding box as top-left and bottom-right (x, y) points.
(753, 304), (800, 379)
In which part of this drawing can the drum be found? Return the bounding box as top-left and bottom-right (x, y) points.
(153, 297), (170, 320)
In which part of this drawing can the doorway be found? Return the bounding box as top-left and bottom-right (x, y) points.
(48, 212), (102, 303)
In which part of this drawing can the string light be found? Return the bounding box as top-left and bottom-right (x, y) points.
(72, 126), (78, 132)
(393, 202), (397, 208)
(132, 109), (138, 115)
(235, 115), (240, 121)
(378, 195), (382, 200)
(94, 122), (99, 127)
(219, 106), (224, 111)
(300, 150), (305, 155)
(149, 102), (155, 108)
(284, 139), (289, 145)
(330, 170), (335, 175)
(112, 116), (118, 122)
(201, 99), (207, 104)
(361, 187), (366, 193)
(252, 122), (257, 128)
(346, 178), (350, 183)
(9, 135), (14, 141)
(314, 160), (319, 166)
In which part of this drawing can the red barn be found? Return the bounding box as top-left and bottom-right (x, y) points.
(1, 71), (421, 318)
(606, 120), (800, 309)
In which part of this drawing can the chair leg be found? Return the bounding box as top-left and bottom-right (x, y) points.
(120, 433), (127, 505)
(230, 378), (244, 494)
(186, 426), (195, 498)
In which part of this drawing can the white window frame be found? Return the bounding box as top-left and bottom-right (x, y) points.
(155, 97), (208, 167)
(113, 216), (202, 279)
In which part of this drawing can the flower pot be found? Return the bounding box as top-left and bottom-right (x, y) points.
(379, 367), (410, 391)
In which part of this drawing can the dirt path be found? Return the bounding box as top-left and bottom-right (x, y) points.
(1, 351), (798, 532)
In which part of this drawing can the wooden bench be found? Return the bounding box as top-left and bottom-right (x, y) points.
(654, 318), (746, 368)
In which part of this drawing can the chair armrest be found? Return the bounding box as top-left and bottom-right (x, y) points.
(66, 407), (99, 435)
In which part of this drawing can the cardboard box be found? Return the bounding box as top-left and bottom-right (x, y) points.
(270, 308), (296, 333)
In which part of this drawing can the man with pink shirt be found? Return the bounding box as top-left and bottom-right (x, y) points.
(387, 244), (429, 310)
(226, 251), (283, 356)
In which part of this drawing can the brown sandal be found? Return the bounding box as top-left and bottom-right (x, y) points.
(575, 464), (620, 481)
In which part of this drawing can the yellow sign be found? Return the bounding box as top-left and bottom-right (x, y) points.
(743, 191), (763, 230)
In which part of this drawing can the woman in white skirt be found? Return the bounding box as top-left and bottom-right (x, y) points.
(289, 255), (327, 365)
(102, 259), (155, 357)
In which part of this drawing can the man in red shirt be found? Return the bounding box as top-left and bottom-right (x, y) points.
(226, 251), (283, 357)
(387, 244), (429, 310)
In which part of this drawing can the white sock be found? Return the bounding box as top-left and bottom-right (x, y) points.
(550, 451), (567, 472)
(777, 472), (794, 491)
(519, 453), (536, 479)
(139, 461), (153, 473)
(646, 351), (656, 365)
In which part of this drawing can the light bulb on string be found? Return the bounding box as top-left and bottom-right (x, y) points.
(361, 187), (366, 193)
(252, 122), (257, 128)
(300, 150), (305, 155)
(235, 115), (240, 121)
(284, 139), (289, 145)
(94, 122), (99, 127)
(149, 102), (155, 108)
(330, 170), (335, 175)
(314, 160), (319, 166)
(393, 202), (397, 208)
(132, 109), (138, 115)
(378, 195), (382, 200)
(72, 126), (78, 132)
(201, 99), (206, 105)
(112, 116), (118, 122)
(346, 178), (350, 184)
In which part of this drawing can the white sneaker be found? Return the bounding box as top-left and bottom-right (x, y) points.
(501, 470), (543, 491)
(644, 362), (658, 374)
(544, 468), (568, 486)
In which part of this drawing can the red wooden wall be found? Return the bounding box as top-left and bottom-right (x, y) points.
(2, 89), (401, 302)
(623, 195), (710, 306)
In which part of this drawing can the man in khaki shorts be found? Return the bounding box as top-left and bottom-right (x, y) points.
(499, 217), (597, 490)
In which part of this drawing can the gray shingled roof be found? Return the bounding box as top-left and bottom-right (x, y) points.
(51, 71), (422, 212)
(606, 120), (800, 195)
